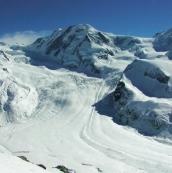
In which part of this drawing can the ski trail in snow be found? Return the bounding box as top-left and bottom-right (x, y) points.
(78, 76), (172, 173)
(0, 62), (172, 173)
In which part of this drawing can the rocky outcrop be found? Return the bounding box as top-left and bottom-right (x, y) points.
(53, 165), (76, 173)
(154, 28), (172, 51)
(113, 80), (172, 136)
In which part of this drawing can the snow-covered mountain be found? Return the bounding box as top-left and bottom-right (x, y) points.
(113, 59), (172, 136)
(27, 24), (144, 76)
(1, 24), (172, 173)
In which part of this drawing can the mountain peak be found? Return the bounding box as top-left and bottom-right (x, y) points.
(69, 24), (96, 31)
(28, 24), (118, 73)
(48, 24), (96, 39)
(154, 28), (172, 51)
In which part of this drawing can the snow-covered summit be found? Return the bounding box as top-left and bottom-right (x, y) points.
(27, 24), (115, 73)
(27, 24), (145, 75)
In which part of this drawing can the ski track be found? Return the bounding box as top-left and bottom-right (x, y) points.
(0, 61), (172, 173)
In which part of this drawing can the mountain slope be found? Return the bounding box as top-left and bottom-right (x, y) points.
(0, 25), (172, 173)
(0, 145), (54, 173)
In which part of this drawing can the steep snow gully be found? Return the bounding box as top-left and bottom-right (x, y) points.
(0, 24), (172, 173)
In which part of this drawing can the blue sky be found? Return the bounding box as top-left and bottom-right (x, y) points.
(1, 0), (172, 37)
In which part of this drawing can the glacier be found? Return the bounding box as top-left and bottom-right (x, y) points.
(0, 24), (172, 173)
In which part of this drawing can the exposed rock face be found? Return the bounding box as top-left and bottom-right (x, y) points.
(0, 51), (10, 61)
(18, 156), (30, 162)
(18, 156), (47, 170)
(54, 165), (76, 173)
(154, 28), (172, 51)
(37, 164), (46, 170)
(113, 81), (133, 107)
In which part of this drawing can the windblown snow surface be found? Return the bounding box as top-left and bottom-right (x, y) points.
(0, 25), (172, 173)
